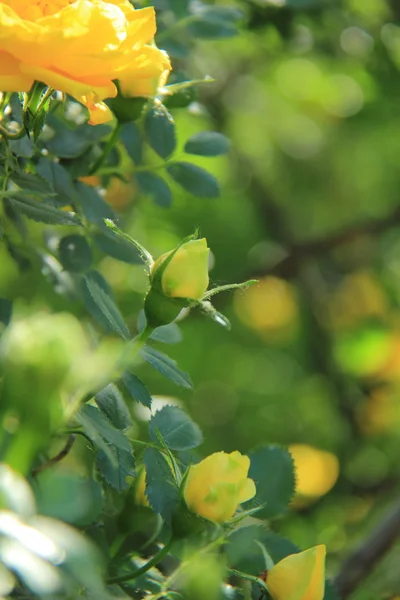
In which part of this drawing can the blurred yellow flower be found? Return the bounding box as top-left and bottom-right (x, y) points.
(234, 276), (298, 338)
(267, 545), (326, 600)
(289, 444), (339, 500)
(183, 451), (256, 523)
(0, 0), (170, 124)
(152, 238), (210, 300)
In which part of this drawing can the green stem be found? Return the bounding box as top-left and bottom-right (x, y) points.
(229, 569), (270, 593)
(0, 123), (26, 140)
(89, 122), (121, 175)
(107, 538), (173, 586)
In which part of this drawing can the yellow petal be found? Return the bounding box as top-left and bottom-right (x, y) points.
(238, 478), (256, 503)
(267, 545), (326, 600)
(0, 51), (32, 91)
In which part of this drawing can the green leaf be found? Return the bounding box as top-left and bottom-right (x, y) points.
(36, 158), (77, 207)
(188, 17), (237, 39)
(121, 121), (143, 165)
(144, 447), (180, 523)
(144, 104), (176, 159)
(136, 171), (172, 208)
(77, 404), (135, 491)
(185, 132), (230, 156)
(93, 231), (143, 264)
(245, 446), (295, 519)
(138, 310), (183, 343)
(81, 271), (130, 339)
(121, 372), (152, 409)
(74, 181), (115, 228)
(10, 171), (54, 195)
(324, 580), (340, 600)
(46, 121), (111, 158)
(0, 298), (12, 328)
(107, 95), (146, 123)
(35, 471), (103, 526)
(140, 346), (193, 388)
(149, 406), (203, 451)
(104, 219), (154, 268)
(226, 526), (271, 576)
(95, 383), (131, 430)
(58, 234), (92, 272)
(78, 404), (131, 454)
(167, 162), (220, 198)
(8, 194), (81, 226)
(97, 446), (135, 492)
(187, 6), (242, 39)
(9, 137), (34, 158)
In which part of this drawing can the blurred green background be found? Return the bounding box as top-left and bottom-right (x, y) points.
(4, 0), (400, 597)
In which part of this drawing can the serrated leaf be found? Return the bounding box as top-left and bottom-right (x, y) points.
(77, 404), (134, 491)
(8, 194), (81, 226)
(10, 171), (54, 195)
(97, 445), (135, 491)
(136, 171), (172, 207)
(167, 162), (219, 198)
(149, 406), (202, 451)
(81, 271), (130, 339)
(93, 231), (143, 264)
(144, 447), (180, 522)
(58, 234), (92, 272)
(245, 446), (295, 519)
(46, 122), (111, 158)
(140, 346), (193, 388)
(185, 132), (230, 156)
(74, 181), (115, 228)
(121, 372), (152, 409)
(144, 104), (176, 159)
(95, 383), (131, 430)
(121, 121), (142, 165)
(36, 158), (77, 207)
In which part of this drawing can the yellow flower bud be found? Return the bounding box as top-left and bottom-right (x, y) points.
(267, 545), (326, 600)
(152, 238), (210, 300)
(183, 451), (256, 523)
(135, 468), (149, 507)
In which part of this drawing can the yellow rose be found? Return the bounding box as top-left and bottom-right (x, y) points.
(152, 238), (210, 300)
(0, 0), (170, 124)
(183, 451), (256, 523)
(267, 545), (326, 600)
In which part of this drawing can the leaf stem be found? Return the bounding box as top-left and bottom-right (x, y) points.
(106, 538), (173, 585)
(89, 122), (121, 175)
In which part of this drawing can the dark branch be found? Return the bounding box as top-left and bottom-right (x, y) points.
(258, 204), (400, 279)
(32, 434), (76, 476)
(334, 500), (400, 598)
